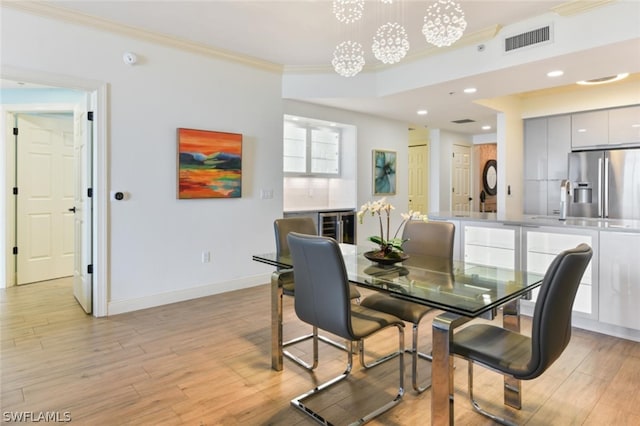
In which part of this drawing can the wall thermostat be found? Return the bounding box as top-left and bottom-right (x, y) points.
(122, 52), (137, 65)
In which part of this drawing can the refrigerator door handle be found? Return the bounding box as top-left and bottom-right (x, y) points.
(604, 157), (610, 218)
(598, 157), (603, 217)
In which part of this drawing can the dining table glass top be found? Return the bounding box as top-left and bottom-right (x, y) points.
(253, 244), (544, 318)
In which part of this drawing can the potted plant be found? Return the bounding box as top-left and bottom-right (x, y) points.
(357, 198), (424, 264)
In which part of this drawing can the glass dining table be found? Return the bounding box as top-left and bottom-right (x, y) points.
(252, 243), (544, 426)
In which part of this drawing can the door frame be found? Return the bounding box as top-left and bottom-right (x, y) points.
(0, 68), (108, 317)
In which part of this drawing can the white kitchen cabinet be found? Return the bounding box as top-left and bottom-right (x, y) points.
(546, 180), (562, 216)
(523, 115), (570, 216)
(284, 119), (340, 176)
(546, 115), (571, 179)
(599, 231), (640, 330)
(523, 227), (598, 317)
(524, 117), (547, 180)
(463, 223), (520, 272)
(571, 110), (609, 149)
(609, 105), (640, 145)
(524, 180), (547, 215)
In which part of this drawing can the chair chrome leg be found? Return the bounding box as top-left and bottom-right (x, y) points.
(467, 361), (518, 426)
(410, 322), (432, 393)
(359, 339), (401, 369)
(317, 334), (350, 352)
(291, 326), (405, 426)
(283, 326), (351, 371)
(283, 327), (319, 370)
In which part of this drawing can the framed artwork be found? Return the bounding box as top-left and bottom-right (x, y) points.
(177, 128), (242, 199)
(373, 149), (396, 195)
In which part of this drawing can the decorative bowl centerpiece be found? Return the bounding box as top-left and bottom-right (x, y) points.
(363, 250), (409, 265)
(357, 198), (425, 266)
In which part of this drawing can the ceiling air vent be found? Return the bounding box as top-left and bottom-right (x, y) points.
(504, 25), (551, 52)
(452, 119), (475, 124)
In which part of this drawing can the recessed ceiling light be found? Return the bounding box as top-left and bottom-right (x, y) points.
(463, 87), (477, 94)
(482, 125), (491, 130)
(547, 70), (564, 77)
(577, 73), (629, 85)
(417, 109), (428, 116)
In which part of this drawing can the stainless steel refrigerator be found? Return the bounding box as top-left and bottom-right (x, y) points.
(568, 148), (640, 219)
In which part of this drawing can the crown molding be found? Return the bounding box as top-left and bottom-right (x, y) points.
(552, 0), (615, 17)
(2, 1), (284, 74)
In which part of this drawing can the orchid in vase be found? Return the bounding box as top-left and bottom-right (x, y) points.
(357, 198), (423, 260)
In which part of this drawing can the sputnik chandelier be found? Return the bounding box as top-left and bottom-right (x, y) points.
(331, 0), (467, 77)
(332, 0), (365, 24)
(372, 22), (410, 65)
(332, 40), (366, 77)
(422, 0), (468, 47)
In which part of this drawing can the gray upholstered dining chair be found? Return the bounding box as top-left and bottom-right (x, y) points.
(450, 243), (592, 425)
(274, 217), (361, 370)
(360, 220), (455, 393)
(287, 232), (405, 424)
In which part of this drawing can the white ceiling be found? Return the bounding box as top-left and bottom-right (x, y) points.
(6, 0), (640, 134)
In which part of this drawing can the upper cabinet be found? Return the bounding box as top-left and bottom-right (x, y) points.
(571, 105), (640, 149)
(609, 105), (640, 145)
(571, 110), (609, 148)
(524, 117), (547, 180)
(524, 115), (571, 180)
(284, 118), (340, 176)
(546, 115), (571, 180)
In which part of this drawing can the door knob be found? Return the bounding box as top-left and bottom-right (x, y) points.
(68, 207), (77, 213)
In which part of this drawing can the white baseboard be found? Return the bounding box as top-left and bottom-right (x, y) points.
(107, 273), (270, 315)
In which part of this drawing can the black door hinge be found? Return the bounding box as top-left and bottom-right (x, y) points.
(13, 246), (18, 255)
(13, 127), (18, 136)
(87, 188), (93, 198)
(87, 264), (93, 274)
(13, 187), (18, 195)
(88, 111), (94, 121)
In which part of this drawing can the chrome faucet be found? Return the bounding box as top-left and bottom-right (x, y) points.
(559, 180), (572, 220)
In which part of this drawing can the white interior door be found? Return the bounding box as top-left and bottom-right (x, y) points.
(73, 101), (93, 314)
(16, 114), (74, 284)
(452, 144), (471, 212)
(408, 144), (428, 213)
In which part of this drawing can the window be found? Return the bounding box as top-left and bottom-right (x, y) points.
(284, 116), (340, 175)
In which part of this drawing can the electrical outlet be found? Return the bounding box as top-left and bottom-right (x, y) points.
(201, 251), (211, 263)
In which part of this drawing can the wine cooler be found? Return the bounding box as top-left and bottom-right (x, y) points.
(318, 210), (356, 244)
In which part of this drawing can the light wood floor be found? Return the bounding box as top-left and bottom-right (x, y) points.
(2, 278), (640, 425)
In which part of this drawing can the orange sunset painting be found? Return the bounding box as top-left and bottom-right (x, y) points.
(178, 128), (242, 199)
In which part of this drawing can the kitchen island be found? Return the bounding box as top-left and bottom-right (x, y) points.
(428, 211), (640, 342)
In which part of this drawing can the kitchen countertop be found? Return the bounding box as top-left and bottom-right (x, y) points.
(284, 207), (356, 214)
(428, 211), (640, 232)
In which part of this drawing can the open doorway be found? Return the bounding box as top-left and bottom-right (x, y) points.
(2, 80), (100, 315)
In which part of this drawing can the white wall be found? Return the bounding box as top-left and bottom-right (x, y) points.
(283, 100), (409, 246)
(1, 7), (284, 313)
(1, 7), (414, 314)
